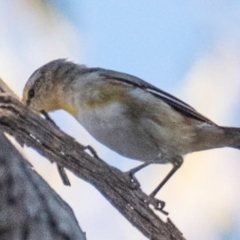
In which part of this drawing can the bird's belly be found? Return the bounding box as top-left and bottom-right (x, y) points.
(77, 103), (160, 161)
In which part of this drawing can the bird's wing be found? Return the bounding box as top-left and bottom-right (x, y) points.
(99, 70), (214, 124)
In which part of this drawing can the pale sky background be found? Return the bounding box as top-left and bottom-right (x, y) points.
(1, 1), (240, 240)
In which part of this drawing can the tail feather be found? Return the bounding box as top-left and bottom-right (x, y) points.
(221, 126), (240, 150)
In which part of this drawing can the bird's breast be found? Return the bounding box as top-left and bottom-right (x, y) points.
(76, 101), (161, 161)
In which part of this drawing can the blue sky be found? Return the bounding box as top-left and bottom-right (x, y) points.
(49, 1), (216, 89)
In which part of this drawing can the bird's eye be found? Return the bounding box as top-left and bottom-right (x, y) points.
(28, 89), (35, 99)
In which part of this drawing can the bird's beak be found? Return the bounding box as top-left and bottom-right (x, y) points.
(21, 96), (30, 107)
(21, 95), (27, 104)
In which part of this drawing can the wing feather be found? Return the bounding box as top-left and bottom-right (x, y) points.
(99, 70), (214, 124)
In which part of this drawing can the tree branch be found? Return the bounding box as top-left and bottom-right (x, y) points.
(0, 82), (185, 239)
(0, 128), (86, 240)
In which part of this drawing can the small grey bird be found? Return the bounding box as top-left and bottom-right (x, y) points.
(22, 59), (240, 211)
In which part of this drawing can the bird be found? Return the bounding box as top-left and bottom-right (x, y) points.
(22, 59), (240, 209)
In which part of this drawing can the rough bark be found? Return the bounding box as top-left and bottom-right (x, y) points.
(0, 78), (185, 240)
(0, 130), (86, 240)
(0, 80), (86, 240)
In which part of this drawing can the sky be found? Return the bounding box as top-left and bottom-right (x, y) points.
(1, 1), (240, 239)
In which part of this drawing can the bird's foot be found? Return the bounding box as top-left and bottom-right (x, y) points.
(146, 195), (168, 215)
(124, 170), (141, 190)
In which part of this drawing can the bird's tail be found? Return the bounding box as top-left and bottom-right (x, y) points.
(221, 126), (240, 150)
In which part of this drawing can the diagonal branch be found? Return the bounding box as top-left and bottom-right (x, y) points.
(0, 87), (185, 240)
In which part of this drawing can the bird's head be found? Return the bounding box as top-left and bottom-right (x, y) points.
(22, 59), (78, 115)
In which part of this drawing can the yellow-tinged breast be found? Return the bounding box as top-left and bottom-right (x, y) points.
(62, 103), (78, 117)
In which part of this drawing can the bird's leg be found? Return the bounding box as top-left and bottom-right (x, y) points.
(149, 156), (183, 198)
(127, 159), (156, 178)
(144, 156), (183, 214)
(40, 110), (71, 186)
(125, 157), (160, 189)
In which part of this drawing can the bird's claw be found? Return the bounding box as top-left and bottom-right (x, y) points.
(124, 170), (141, 190)
(146, 196), (168, 215)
